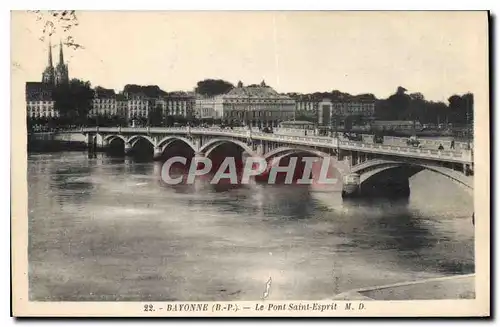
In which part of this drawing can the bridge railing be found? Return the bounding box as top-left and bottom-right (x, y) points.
(338, 139), (471, 163)
(80, 127), (473, 163)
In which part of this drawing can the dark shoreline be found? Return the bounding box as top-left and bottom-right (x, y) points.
(27, 139), (88, 153)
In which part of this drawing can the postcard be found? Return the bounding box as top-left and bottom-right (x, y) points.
(11, 10), (490, 317)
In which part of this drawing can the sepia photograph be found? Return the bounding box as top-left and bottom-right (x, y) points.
(11, 10), (490, 317)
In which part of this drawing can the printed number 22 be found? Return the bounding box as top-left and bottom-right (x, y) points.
(144, 304), (154, 312)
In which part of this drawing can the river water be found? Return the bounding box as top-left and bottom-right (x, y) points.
(28, 151), (474, 301)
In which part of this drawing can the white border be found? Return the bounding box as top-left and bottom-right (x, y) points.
(5, 1), (498, 325)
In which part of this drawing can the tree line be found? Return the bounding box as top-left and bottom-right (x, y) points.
(374, 86), (473, 126)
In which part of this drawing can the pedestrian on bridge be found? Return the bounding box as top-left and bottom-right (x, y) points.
(450, 139), (455, 149)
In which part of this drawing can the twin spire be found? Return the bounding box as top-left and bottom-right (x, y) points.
(43, 38), (69, 85)
(47, 39), (64, 68)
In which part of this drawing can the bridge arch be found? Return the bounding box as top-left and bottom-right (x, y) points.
(157, 136), (197, 153)
(103, 134), (127, 144)
(351, 159), (473, 193)
(264, 146), (332, 162)
(261, 146), (350, 184)
(200, 138), (257, 158)
(127, 135), (155, 148)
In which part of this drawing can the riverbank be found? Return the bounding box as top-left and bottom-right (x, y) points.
(28, 132), (88, 152)
(330, 274), (475, 300)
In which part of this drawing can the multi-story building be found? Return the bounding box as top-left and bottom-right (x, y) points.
(26, 82), (58, 118)
(331, 100), (375, 118)
(319, 98), (375, 125)
(127, 94), (151, 120)
(156, 92), (195, 118)
(195, 96), (224, 120)
(89, 87), (117, 117)
(295, 97), (318, 113)
(195, 80), (295, 127)
(292, 93), (376, 126)
(116, 94), (128, 118)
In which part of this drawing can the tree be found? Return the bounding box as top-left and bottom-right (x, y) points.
(123, 84), (166, 98)
(165, 115), (175, 127)
(195, 79), (234, 96)
(409, 92), (424, 101)
(408, 92), (425, 126)
(463, 93), (474, 125)
(149, 104), (164, 126)
(448, 93), (473, 125)
(386, 86), (411, 120)
(53, 78), (94, 126)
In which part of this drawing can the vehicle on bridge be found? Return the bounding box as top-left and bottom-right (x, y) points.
(374, 134), (384, 144)
(406, 135), (422, 148)
(343, 132), (362, 142)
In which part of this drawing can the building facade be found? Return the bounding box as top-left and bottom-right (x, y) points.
(295, 98), (318, 113)
(90, 88), (118, 117)
(26, 82), (58, 118)
(116, 94), (128, 118)
(331, 100), (375, 118)
(292, 92), (376, 126)
(90, 98), (117, 117)
(318, 99), (375, 125)
(195, 81), (295, 127)
(195, 96), (224, 120)
(127, 95), (151, 120)
(156, 93), (195, 118)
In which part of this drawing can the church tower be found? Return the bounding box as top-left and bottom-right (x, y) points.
(54, 40), (69, 85)
(41, 40), (55, 85)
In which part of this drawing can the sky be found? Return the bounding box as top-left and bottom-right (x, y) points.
(11, 11), (488, 102)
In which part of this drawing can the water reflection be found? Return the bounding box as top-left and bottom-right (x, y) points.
(28, 151), (475, 301)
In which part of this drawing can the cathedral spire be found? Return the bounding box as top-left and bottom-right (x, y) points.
(48, 40), (53, 67)
(59, 40), (64, 65)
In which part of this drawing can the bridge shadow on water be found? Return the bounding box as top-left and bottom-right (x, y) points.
(338, 197), (475, 275)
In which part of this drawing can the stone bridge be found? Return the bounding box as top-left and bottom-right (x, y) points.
(81, 126), (474, 197)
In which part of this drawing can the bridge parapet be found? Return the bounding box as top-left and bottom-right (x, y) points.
(79, 127), (473, 164)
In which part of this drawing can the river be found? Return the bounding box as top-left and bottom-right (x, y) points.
(28, 151), (474, 301)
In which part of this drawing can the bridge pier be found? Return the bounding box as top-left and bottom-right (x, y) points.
(342, 173), (361, 198)
(124, 142), (133, 156)
(153, 146), (163, 161)
(87, 134), (97, 152)
(343, 178), (411, 199)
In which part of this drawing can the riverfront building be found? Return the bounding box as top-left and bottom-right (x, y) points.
(195, 80), (295, 127)
(90, 87), (118, 117)
(155, 92), (195, 118)
(25, 82), (58, 118)
(293, 94), (375, 125)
